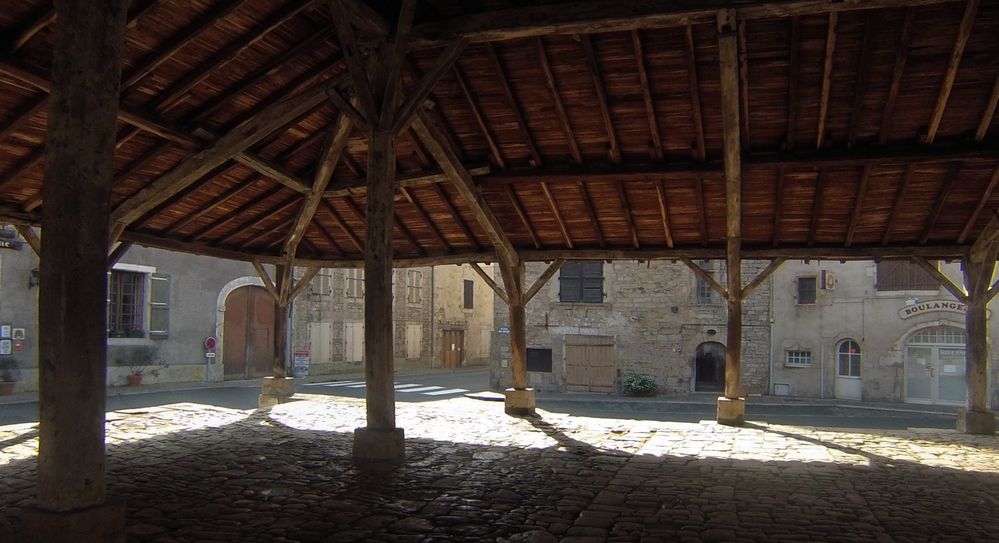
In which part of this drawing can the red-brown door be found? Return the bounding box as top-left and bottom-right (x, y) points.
(223, 286), (275, 379)
(441, 329), (464, 368)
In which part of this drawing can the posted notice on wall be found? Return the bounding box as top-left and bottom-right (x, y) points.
(293, 351), (310, 377)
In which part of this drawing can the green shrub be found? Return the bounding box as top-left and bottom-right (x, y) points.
(622, 373), (657, 396)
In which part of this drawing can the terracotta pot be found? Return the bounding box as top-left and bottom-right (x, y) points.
(0, 381), (16, 395)
(127, 374), (143, 387)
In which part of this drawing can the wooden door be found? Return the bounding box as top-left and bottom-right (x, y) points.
(223, 286), (275, 380)
(441, 329), (464, 368)
(565, 335), (616, 392)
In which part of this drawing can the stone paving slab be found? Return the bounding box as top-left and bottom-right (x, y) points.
(1, 394), (997, 542)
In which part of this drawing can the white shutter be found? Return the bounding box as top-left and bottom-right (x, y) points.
(149, 273), (170, 338)
(406, 323), (423, 359)
(344, 322), (364, 362)
(309, 323), (333, 364)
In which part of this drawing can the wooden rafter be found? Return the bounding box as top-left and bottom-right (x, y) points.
(654, 179), (674, 248)
(233, 153), (310, 194)
(311, 217), (345, 256)
(786, 16), (800, 150)
(9, 9), (56, 53)
(134, 162), (236, 228)
(773, 166), (785, 247)
(252, 261), (281, 303)
(504, 184), (541, 249)
(219, 196), (300, 246)
(923, 0), (980, 144)
(241, 218), (293, 250)
(808, 169), (828, 246)
(684, 24), (706, 161)
(286, 267), (322, 305)
(328, 0), (376, 121)
(108, 241), (133, 269)
(845, 164), (872, 247)
(523, 259), (566, 304)
(847, 12), (875, 147)
(485, 43), (542, 167)
(14, 225), (40, 256)
(681, 258), (727, 297)
(428, 182), (481, 251)
(452, 64), (505, 169)
(580, 34), (621, 164)
(912, 256), (968, 302)
(920, 162), (961, 244)
(631, 30), (662, 160)
(737, 21), (750, 146)
(695, 176), (709, 247)
(540, 181), (573, 249)
(958, 164), (999, 244)
(536, 37), (581, 164)
(975, 74), (999, 142)
(392, 39), (469, 134)
(400, 186), (452, 252)
(0, 95), (46, 147)
(324, 165), (491, 199)
(881, 163), (915, 246)
(615, 181), (640, 248)
(320, 199), (364, 253)
(741, 258), (786, 299)
(577, 181), (605, 248)
(880, 8), (915, 145)
(470, 262), (509, 305)
(815, 12), (838, 149)
(188, 186), (286, 241)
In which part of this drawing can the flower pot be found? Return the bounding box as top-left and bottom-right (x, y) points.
(0, 381), (15, 395)
(127, 374), (143, 387)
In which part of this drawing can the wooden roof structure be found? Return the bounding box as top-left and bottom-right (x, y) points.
(0, 0), (998, 267)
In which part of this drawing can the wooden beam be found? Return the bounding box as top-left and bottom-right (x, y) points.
(252, 260), (281, 303)
(106, 241), (132, 269)
(969, 209), (999, 265)
(786, 16), (800, 150)
(321, 199), (364, 252)
(523, 259), (566, 304)
(537, 37), (582, 164)
(325, 88), (370, 132)
(696, 176), (709, 247)
(816, 12), (838, 149)
(845, 164), (872, 247)
(218, 196), (300, 246)
(470, 262), (509, 305)
(337, 0), (391, 36)
(684, 24), (706, 161)
(14, 225), (40, 256)
(975, 73), (999, 142)
(881, 163), (915, 246)
(329, 0), (376, 121)
(920, 162), (961, 244)
(392, 39), (468, 134)
(741, 258), (786, 299)
(958, 164), (999, 244)
(323, 165), (491, 199)
(400, 186), (452, 251)
(616, 181), (640, 248)
(577, 181), (605, 248)
(310, 216), (344, 256)
(0, 95), (46, 148)
(286, 267), (322, 304)
(580, 34), (621, 163)
(737, 21), (750, 146)
(681, 258), (727, 297)
(808, 169), (827, 246)
(880, 8), (915, 145)
(505, 184), (541, 249)
(540, 181), (573, 249)
(233, 152), (310, 193)
(188, 186), (286, 241)
(453, 64), (505, 169)
(631, 30), (663, 160)
(654, 179), (674, 248)
(411, 110), (519, 265)
(847, 12), (875, 148)
(428, 182), (482, 251)
(923, 0), (979, 144)
(9, 9), (56, 53)
(912, 256), (968, 302)
(773, 166), (785, 247)
(407, 0), (962, 49)
(485, 43), (542, 167)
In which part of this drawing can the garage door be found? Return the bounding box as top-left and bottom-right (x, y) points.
(565, 335), (616, 392)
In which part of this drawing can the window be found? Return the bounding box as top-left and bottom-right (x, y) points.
(463, 279), (474, 309)
(695, 260), (715, 304)
(526, 348), (553, 373)
(108, 268), (169, 339)
(796, 276), (817, 305)
(406, 270), (423, 303)
(559, 261), (603, 303)
(837, 340), (861, 378)
(876, 260), (939, 291)
(406, 323), (423, 359)
(312, 270), (333, 297)
(343, 321), (364, 361)
(785, 350), (812, 367)
(345, 269), (363, 298)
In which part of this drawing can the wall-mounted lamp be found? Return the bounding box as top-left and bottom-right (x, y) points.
(28, 268), (39, 289)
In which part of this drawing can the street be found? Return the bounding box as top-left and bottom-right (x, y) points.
(0, 367), (958, 429)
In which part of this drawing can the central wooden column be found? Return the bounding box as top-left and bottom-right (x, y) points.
(501, 261), (536, 415)
(959, 256), (997, 434)
(24, 0), (130, 541)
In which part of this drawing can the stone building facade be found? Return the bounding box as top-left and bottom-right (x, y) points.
(291, 264), (494, 375)
(490, 260), (772, 395)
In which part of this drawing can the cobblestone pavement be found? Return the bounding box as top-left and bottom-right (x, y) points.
(1, 394), (998, 542)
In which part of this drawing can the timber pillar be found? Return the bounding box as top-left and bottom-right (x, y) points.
(499, 260), (536, 416)
(259, 267), (294, 407)
(25, 1), (130, 541)
(960, 256), (997, 435)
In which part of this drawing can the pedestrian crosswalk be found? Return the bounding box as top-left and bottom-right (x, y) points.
(302, 380), (469, 397)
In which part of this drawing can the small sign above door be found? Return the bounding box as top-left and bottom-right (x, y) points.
(898, 300), (965, 320)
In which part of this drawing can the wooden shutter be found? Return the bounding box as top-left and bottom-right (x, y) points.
(463, 279), (474, 308)
(581, 262), (603, 303)
(406, 323), (423, 359)
(149, 273), (170, 338)
(559, 262), (581, 302)
(309, 322), (333, 363)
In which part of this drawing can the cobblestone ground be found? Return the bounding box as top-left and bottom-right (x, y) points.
(1, 394), (998, 542)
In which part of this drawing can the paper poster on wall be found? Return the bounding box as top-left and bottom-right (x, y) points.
(0, 325), (10, 339)
(293, 351), (310, 377)
(0, 340), (11, 355)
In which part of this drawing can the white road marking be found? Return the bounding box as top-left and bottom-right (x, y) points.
(422, 388), (469, 396)
(398, 386), (444, 393)
(316, 381), (366, 387)
(394, 383), (423, 389)
(345, 383), (367, 388)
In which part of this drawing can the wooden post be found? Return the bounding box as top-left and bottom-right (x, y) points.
(272, 264), (289, 378)
(499, 259), (535, 415)
(25, 0), (129, 541)
(959, 254), (997, 434)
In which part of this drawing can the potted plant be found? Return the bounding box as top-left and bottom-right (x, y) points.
(126, 365), (160, 386)
(0, 358), (20, 395)
(622, 373), (658, 397)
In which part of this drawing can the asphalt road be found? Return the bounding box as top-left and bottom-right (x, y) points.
(0, 368), (958, 430)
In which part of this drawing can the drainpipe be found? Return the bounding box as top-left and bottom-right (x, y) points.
(429, 266), (435, 368)
(768, 274), (775, 395)
(820, 342), (825, 399)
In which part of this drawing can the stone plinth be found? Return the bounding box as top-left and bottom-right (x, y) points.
(258, 376), (295, 407)
(716, 397), (745, 426)
(21, 500), (126, 543)
(957, 409), (996, 435)
(352, 427), (405, 463)
(504, 388), (536, 416)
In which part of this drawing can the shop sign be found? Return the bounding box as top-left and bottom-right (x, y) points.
(898, 300), (966, 320)
(0, 239), (21, 250)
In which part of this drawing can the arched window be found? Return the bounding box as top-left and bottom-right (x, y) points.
(837, 340), (861, 378)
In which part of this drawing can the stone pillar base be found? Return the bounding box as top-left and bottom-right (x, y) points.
(504, 388), (536, 416)
(716, 397), (746, 426)
(352, 427), (405, 463)
(258, 376), (295, 407)
(957, 409), (996, 435)
(21, 500), (126, 543)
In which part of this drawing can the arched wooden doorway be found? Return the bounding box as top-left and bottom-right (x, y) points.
(223, 285), (275, 380)
(694, 342), (726, 392)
